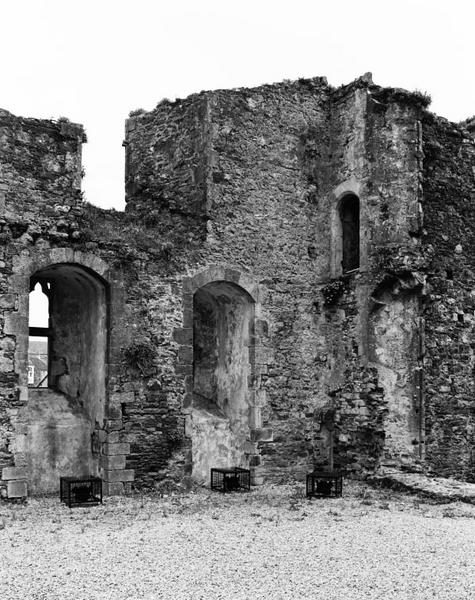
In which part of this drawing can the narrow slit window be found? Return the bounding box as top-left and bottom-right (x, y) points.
(340, 194), (360, 272)
(28, 281), (51, 388)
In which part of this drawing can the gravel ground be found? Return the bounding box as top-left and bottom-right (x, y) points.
(1, 481), (474, 600)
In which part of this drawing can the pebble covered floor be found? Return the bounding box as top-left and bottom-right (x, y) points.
(1, 482), (474, 600)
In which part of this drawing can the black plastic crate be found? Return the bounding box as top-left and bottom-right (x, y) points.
(211, 467), (250, 493)
(306, 470), (343, 498)
(60, 476), (103, 507)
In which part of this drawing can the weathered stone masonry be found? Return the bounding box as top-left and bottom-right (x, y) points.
(422, 114), (475, 479)
(0, 74), (474, 499)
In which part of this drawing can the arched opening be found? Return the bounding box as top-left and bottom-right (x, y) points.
(28, 282), (50, 387)
(25, 263), (108, 494)
(191, 281), (254, 483)
(340, 194), (360, 272)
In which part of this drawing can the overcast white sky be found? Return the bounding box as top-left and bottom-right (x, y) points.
(2, 0), (474, 211)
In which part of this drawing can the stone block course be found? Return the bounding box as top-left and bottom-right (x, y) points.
(106, 419), (123, 431)
(251, 428), (273, 443)
(104, 469), (135, 483)
(102, 455), (126, 470)
(2, 466), (26, 480)
(7, 480), (27, 498)
(172, 328), (192, 345)
(110, 391), (135, 405)
(107, 405), (122, 420)
(103, 482), (125, 496)
(104, 443), (130, 456)
(177, 345), (193, 364)
(3, 313), (27, 336)
(249, 407), (262, 430)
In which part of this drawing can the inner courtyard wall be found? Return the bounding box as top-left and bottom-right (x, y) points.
(0, 75), (474, 498)
(123, 76), (430, 482)
(312, 81), (426, 473)
(421, 113), (475, 481)
(124, 78), (332, 484)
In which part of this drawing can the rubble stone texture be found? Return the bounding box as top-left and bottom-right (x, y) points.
(0, 74), (474, 499)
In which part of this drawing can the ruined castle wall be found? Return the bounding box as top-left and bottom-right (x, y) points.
(122, 97), (211, 487)
(205, 81), (332, 481)
(360, 91), (425, 468)
(0, 111), (84, 212)
(422, 115), (475, 481)
(0, 112), (86, 496)
(124, 79), (429, 482)
(311, 84), (425, 473)
(124, 79), (333, 482)
(0, 112), (156, 496)
(3, 78), (472, 497)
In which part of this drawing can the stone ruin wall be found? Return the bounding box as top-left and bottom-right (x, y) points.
(422, 113), (475, 481)
(0, 109), (185, 496)
(124, 78), (332, 485)
(0, 76), (474, 499)
(320, 84), (426, 474)
(122, 77), (436, 486)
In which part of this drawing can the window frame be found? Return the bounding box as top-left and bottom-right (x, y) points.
(28, 280), (52, 389)
(339, 193), (360, 273)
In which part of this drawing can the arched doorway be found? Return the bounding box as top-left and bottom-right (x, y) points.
(191, 280), (254, 483)
(25, 263), (108, 493)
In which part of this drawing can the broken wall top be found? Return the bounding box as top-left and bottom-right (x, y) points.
(0, 109), (86, 221)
